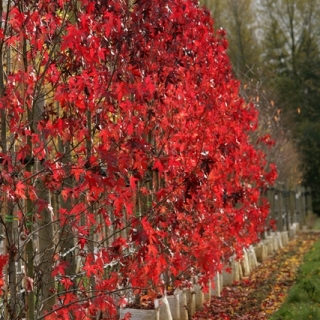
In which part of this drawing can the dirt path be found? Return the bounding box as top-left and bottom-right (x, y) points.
(193, 232), (320, 320)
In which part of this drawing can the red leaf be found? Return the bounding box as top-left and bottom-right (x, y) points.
(153, 159), (164, 175)
(129, 176), (138, 190)
(15, 181), (27, 199)
(78, 238), (87, 249)
(52, 261), (68, 277)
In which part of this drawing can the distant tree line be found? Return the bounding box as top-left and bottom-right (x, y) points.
(200, 0), (320, 214)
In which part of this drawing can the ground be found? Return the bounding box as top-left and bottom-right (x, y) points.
(193, 231), (320, 320)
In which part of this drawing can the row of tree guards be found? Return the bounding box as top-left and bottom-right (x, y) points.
(117, 186), (311, 320)
(118, 186), (313, 320)
(264, 185), (313, 233)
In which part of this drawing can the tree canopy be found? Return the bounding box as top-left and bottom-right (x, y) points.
(0, 1), (275, 319)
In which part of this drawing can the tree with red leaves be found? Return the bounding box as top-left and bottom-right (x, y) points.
(0, 0), (276, 319)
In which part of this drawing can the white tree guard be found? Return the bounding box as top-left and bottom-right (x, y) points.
(167, 290), (180, 320)
(179, 289), (188, 320)
(241, 250), (250, 276)
(159, 295), (173, 320)
(194, 282), (204, 311)
(119, 308), (159, 320)
(254, 242), (268, 263)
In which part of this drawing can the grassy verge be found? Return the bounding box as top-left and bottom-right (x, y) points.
(314, 216), (320, 230)
(270, 237), (320, 320)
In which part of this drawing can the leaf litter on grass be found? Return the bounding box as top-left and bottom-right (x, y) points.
(193, 233), (320, 320)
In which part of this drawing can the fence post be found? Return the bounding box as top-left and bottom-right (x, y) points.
(275, 186), (284, 231)
(283, 186), (290, 231)
(300, 186), (306, 226)
(266, 188), (275, 235)
(305, 187), (314, 229)
(306, 187), (313, 215)
(295, 186), (302, 226)
(289, 189), (296, 226)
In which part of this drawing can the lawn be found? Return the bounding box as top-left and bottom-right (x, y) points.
(270, 235), (320, 320)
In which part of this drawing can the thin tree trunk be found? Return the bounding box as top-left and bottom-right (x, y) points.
(35, 98), (56, 315)
(58, 143), (77, 277)
(37, 189), (55, 315)
(0, 2), (18, 318)
(86, 109), (96, 292)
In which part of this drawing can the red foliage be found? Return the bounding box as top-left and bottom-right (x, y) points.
(0, 255), (7, 295)
(0, 0), (276, 318)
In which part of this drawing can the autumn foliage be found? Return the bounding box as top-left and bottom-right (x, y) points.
(0, 0), (276, 319)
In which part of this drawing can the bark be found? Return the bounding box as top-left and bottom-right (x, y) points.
(34, 99), (56, 315)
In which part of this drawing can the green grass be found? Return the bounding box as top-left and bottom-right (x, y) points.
(270, 238), (320, 320)
(314, 217), (320, 230)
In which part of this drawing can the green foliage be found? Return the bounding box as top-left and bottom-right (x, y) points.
(299, 122), (320, 214)
(200, 0), (320, 212)
(256, 0), (320, 213)
(270, 239), (320, 319)
(286, 286), (310, 304)
(271, 302), (320, 320)
(199, 0), (261, 78)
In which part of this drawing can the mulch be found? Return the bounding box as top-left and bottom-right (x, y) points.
(193, 232), (320, 320)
